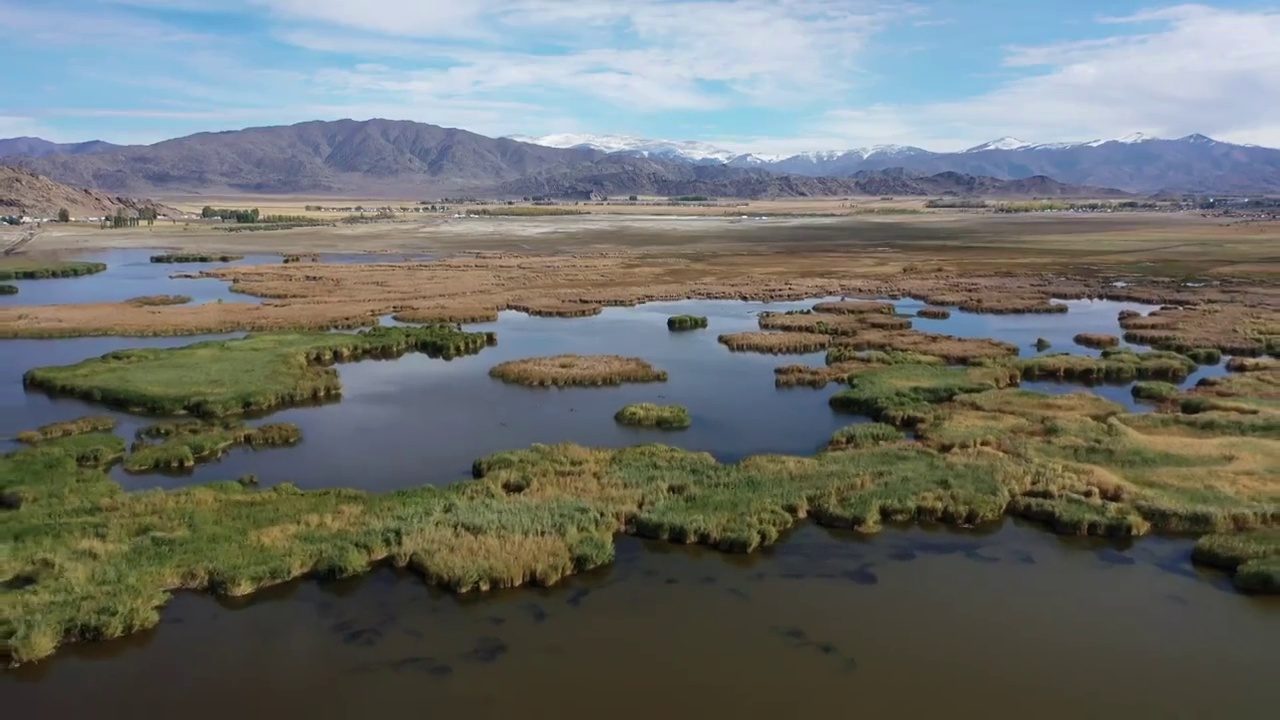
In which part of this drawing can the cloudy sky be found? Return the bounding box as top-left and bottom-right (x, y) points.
(2, 1), (1278, 153)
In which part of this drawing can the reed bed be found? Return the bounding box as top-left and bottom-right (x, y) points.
(757, 311), (867, 336)
(666, 314), (708, 331)
(1035, 338), (1052, 351)
(826, 422), (902, 449)
(124, 423), (301, 472)
(506, 301), (603, 318)
(811, 300), (895, 315)
(1191, 531), (1279, 593)
(15, 415), (117, 444)
(829, 364), (1020, 426)
(6, 372), (1278, 665)
(917, 307), (950, 319)
(392, 304), (499, 324)
(1131, 381), (1180, 402)
(126, 295), (192, 306)
(832, 330), (1019, 364)
(1018, 350), (1198, 382)
(1073, 333), (1120, 349)
(773, 362), (869, 388)
(489, 354), (667, 386)
(0, 283), (16, 295)
(0, 300), (390, 338)
(614, 403), (692, 430)
(0, 260), (106, 280)
(955, 297), (1068, 314)
(1226, 357), (1279, 373)
(1183, 347), (1223, 365)
(1119, 305), (1277, 356)
(149, 253), (244, 263)
(719, 331), (830, 354)
(23, 325), (495, 416)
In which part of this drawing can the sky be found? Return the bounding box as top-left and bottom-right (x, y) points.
(1, 0), (1278, 154)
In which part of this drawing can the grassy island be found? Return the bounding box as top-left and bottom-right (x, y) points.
(812, 300), (895, 315)
(0, 283), (16, 295)
(1192, 531), (1280, 593)
(489, 354), (667, 386)
(917, 307), (950, 319)
(16, 415), (117, 444)
(666, 314), (708, 331)
(23, 325), (495, 416)
(125, 422), (301, 472)
(1018, 349), (1197, 382)
(393, 304), (499, 324)
(1073, 333), (1121, 349)
(0, 259), (106, 280)
(126, 294), (192, 306)
(506, 301), (602, 318)
(614, 403), (692, 429)
(719, 331), (830, 353)
(149, 253), (244, 263)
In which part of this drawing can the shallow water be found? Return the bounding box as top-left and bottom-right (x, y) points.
(5, 255), (1271, 714)
(5, 522), (1276, 718)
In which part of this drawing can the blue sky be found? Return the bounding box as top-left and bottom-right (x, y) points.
(2, 1), (1278, 153)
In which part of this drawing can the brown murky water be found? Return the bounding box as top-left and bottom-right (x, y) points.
(6, 523), (1277, 719)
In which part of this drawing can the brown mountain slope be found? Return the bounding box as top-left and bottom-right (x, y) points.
(13, 118), (604, 196)
(0, 167), (178, 219)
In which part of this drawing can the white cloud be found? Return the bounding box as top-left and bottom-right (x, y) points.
(769, 4), (1280, 153)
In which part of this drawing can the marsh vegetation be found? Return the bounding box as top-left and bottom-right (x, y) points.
(0, 259), (106, 280)
(666, 314), (708, 331)
(614, 403), (692, 430)
(489, 355), (668, 386)
(719, 331), (830, 353)
(149, 253), (244, 263)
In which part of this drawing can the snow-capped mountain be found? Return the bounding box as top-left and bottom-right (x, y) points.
(506, 133), (739, 164)
(505, 130), (1280, 193)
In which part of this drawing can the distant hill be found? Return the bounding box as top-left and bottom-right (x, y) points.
(499, 157), (1123, 200)
(0, 137), (120, 158)
(515, 131), (1280, 194)
(3, 119), (1126, 199)
(0, 167), (177, 219)
(7, 119), (603, 196)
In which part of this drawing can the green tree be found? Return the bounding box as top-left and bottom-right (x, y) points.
(57, 208), (71, 223)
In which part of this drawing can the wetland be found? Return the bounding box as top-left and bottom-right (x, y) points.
(2, 213), (1278, 717)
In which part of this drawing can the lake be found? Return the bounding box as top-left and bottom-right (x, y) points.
(2, 250), (1272, 716)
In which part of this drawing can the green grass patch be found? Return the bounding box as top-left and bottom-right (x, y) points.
(125, 423), (301, 472)
(15, 415), (117, 444)
(1192, 530), (1280, 593)
(23, 325), (496, 416)
(1018, 350), (1197, 382)
(1131, 381), (1180, 402)
(0, 259), (106, 280)
(827, 422), (902, 449)
(666, 315), (708, 331)
(614, 403), (692, 430)
(829, 364), (1020, 426)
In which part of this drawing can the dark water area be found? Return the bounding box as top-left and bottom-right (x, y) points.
(5, 522), (1277, 718)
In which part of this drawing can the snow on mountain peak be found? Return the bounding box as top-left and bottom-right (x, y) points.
(506, 133), (738, 163)
(964, 137), (1033, 153)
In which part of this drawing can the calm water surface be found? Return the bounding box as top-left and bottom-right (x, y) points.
(4, 253), (1271, 717)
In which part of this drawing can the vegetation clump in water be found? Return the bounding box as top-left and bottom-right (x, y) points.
(758, 311), (910, 335)
(830, 331), (1017, 365)
(917, 307), (950, 319)
(1018, 350), (1196, 382)
(489, 354), (667, 386)
(149, 253), (244, 264)
(22, 325), (495, 416)
(0, 260), (106, 280)
(826, 422), (902, 449)
(1073, 333), (1120, 349)
(829, 364), (1020, 426)
(666, 315), (708, 331)
(15, 415), (117, 444)
(506, 301), (602, 318)
(393, 305), (499, 324)
(0, 284), (16, 295)
(126, 295), (192, 306)
(1131, 381), (1180, 402)
(124, 422), (302, 472)
(614, 403), (692, 430)
(1034, 338), (1052, 351)
(1192, 531), (1279, 593)
(811, 300), (894, 315)
(719, 331), (830, 354)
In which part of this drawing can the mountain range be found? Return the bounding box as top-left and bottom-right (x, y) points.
(1, 118), (1275, 198)
(509, 131), (1280, 194)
